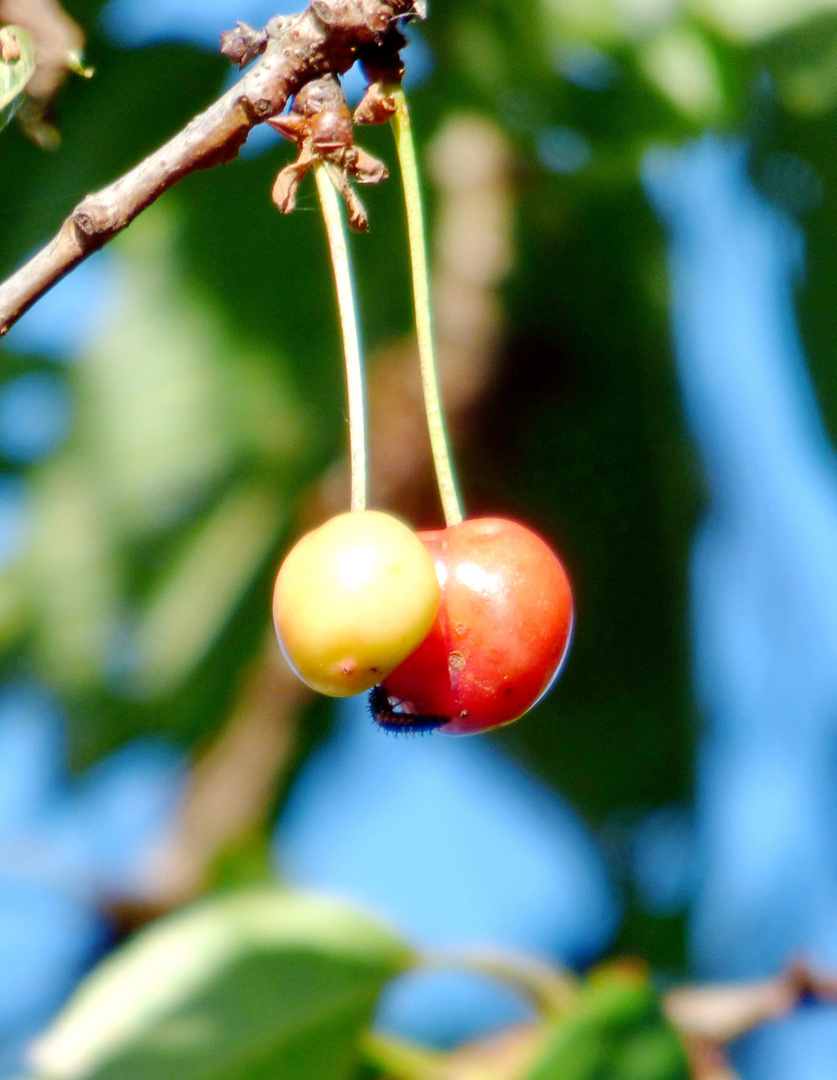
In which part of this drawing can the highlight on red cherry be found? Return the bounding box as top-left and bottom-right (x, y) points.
(369, 516), (574, 736)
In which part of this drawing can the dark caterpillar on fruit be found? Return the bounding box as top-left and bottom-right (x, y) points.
(368, 684), (450, 734)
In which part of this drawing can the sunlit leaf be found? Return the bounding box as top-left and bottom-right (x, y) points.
(699, 0), (837, 41)
(639, 28), (725, 122)
(30, 889), (414, 1080)
(24, 455), (121, 692)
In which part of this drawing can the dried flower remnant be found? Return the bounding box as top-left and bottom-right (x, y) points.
(269, 74), (388, 231)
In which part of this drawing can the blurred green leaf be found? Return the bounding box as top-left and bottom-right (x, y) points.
(0, 200), (320, 757)
(638, 27), (725, 123)
(0, 26), (35, 132)
(130, 480), (286, 696)
(522, 967), (688, 1080)
(30, 889), (414, 1080)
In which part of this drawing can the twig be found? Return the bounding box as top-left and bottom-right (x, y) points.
(664, 960), (837, 1080)
(0, 0), (423, 337)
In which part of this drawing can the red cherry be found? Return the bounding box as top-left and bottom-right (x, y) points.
(370, 517), (574, 735)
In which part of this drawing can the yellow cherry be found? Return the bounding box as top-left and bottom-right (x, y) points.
(272, 510), (441, 697)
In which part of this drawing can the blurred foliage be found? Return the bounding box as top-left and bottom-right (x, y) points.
(522, 965), (688, 1080)
(30, 888), (414, 1080)
(2, 0), (837, 1026)
(29, 886), (689, 1080)
(0, 25), (34, 130)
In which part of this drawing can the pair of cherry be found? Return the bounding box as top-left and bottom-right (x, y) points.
(268, 79), (573, 734)
(274, 511), (573, 735)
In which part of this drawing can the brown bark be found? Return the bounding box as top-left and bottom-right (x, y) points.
(0, 1), (423, 336)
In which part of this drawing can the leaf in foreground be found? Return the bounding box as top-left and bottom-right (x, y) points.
(30, 888), (414, 1080)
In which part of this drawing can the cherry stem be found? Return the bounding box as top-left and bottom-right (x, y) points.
(314, 162), (368, 513)
(390, 89), (464, 527)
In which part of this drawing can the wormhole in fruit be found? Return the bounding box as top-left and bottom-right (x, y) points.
(369, 684), (451, 734)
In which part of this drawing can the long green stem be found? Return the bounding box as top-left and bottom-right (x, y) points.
(314, 162), (368, 513)
(391, 89), (464, 527)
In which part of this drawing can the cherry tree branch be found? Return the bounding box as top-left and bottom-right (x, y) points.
(0, 0), (423, 337)
(665, 961), (837, 1079)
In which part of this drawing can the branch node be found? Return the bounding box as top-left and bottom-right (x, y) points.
(71, 208), (98, 237)
(361, 2), (395, 34)
(220, 21), (269, 68)
(309, 0), (400, 39)
(251, 96), (275, 118)
(310, 0), (364, 32)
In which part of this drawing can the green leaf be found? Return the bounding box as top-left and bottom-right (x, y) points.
(0, 26), (35, 132)
(30, 888), (414, 1080)
(522, 968), (689, 1080)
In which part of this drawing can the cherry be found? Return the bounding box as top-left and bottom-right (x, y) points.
(370, 517), (573, 734)
(273, 510), (440, 697)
